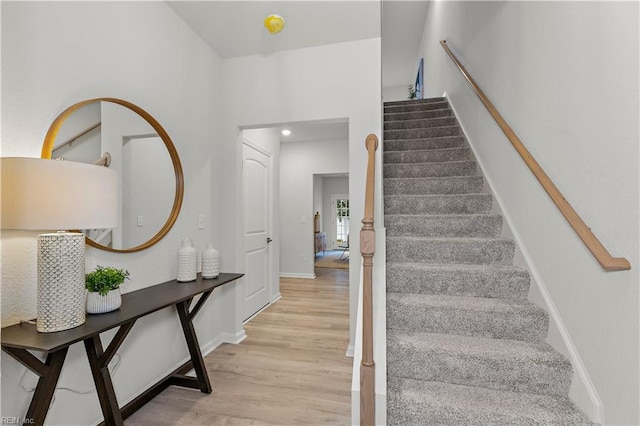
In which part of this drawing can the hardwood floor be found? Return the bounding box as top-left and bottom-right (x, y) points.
(127, 267), (352, 425)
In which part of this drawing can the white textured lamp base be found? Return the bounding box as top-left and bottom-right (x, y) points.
(37, 232), (86, 333)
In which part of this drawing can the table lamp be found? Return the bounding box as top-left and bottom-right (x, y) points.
(1, 157), (118, 332)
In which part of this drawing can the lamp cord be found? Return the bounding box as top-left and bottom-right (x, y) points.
(19, 353), (122, 410)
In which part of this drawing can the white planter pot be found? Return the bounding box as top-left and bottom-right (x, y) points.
(86, 289), (122, 314)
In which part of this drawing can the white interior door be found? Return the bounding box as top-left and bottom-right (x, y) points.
(242, 143), (272, 321)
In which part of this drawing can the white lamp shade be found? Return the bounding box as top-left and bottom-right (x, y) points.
(1, 157), (118, 231)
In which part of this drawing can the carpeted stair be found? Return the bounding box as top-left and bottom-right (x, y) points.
(384, 98), (593, 425)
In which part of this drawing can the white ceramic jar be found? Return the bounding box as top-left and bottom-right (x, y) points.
(177, 237), (197, 282)
(201, 243), (220, 279)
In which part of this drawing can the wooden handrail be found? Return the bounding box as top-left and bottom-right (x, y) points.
(440, 40), (630, 271)
(360, 134), (378, 425)
(52, 122), (101, 152)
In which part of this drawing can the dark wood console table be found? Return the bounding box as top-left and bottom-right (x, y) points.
(1, 272), (243, 426)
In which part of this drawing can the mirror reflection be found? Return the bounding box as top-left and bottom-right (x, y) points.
(43, 99), (183, 252)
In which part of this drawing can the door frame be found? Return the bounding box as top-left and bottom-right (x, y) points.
(241, 138), (274, 322)
(330, 193), (349, 250)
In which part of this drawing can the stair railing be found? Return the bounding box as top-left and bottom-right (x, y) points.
(440, 40), (630, 272)
(52, 122), (101, 153)
(360, 133), (378, 425)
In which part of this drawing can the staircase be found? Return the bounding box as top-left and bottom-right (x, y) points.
(384, 98), (593, 425)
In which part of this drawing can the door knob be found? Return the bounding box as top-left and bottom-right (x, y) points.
(266, 238), (273, 244)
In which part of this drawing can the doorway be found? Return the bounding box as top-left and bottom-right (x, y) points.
(242, 142), (273, 321)
(330, 194), (350, 250)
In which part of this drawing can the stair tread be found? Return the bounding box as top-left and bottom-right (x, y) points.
(384, 159), (475, 166)
(385, 213), (502, 219)
(388, 378), (594, 425)
(385, 193), (489, 198)
(387, 235), (513, 243)
(387, 292), (544, 313)
(384, 117), (457, 129)
(387, 293), (548, 341)
(386, 262), (530, 300)
(388, 330), (570, 367)
(384, 97), (446, 105)
(384, 147), (470, 154)
(387, 262), (528, 274)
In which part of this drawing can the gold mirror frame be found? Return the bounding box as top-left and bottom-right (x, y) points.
(42, 98), (184, 253)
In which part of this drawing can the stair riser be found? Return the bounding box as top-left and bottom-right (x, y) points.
(384, 136), (466, 152)
(385, 195), (492, 215)
(385, 117), (457, 130)
(384, 148), (471, 164)
(387, 298), (549, 342)
(386, 238), (515, 265)
(386, 265), (530, 299)
(385, 126), (461, 140)
(385, 108), (452, 122)
(388, 378), (594, 426)
(385, 215), (503, 238)
(384, 177), (484, 195)
(387, 341), (572, 396)
(384, 101), (449, 114)
(384, 161), (477, 178)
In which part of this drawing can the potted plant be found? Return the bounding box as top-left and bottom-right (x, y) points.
(407, 84), (418, 100)
(85, 266), (130, 314)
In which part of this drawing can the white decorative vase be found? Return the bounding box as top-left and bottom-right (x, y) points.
(37, 232), (86, 332)
(177, 237), (197, 282)
(201, 243), (220, 279)
(86, 289), (122, 314)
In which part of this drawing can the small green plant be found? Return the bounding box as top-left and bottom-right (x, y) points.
(408, 84), (418, 100)
(85, 266), (130, 296)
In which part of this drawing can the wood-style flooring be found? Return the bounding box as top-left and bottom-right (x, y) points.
(127, 267), (351, 425)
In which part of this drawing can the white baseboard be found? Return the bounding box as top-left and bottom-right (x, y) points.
(447, 95), (603, 423)
(279, 272), (316, 279)
(346, 344), (354, 358)
(271, 292), (282, 303)
(221, 329), (247, 345)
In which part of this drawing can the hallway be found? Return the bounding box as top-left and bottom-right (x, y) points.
(127, 268), (351, 425)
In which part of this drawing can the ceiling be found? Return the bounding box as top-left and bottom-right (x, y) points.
(167, 1), (381, 59)
(167, 1), (428, 141)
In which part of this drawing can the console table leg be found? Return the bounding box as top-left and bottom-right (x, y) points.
(84, 336), (124, 426)
(23, 348), (68, 426)
(176, 299), (212, 394)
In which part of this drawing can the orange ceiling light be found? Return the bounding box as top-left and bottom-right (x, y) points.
(264, 14), (285, 34)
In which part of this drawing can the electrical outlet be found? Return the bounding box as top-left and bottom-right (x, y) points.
(137, 216), (143, 227)
(197, 214), (205, 230)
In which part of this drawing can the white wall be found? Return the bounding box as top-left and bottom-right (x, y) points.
(280, 140), (348, 276)
(220, 38), (382, 351)
(313, 174), (324, 233)
(0, 2), (231, 424)
(382, 84), (409, 103)
(418, 2), (639, 424)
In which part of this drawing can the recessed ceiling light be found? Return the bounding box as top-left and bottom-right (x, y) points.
(281, 129), (291, 136)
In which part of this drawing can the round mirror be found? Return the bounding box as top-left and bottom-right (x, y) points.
(41, 98), (184, 253)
